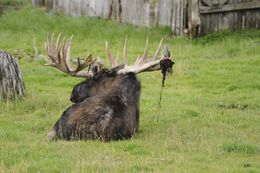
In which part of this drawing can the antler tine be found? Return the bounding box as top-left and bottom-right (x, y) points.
(152, 37), (164, 60)
(143, 37), (149, 58)
(136, 37), (149, 65)
(55, 32), (62, 49)
(51, 33), (55, 51)
(106, 41), (115, 67)
(64, 35), (73, 71)
(45, 33), (56, 64)
(56, 35), (64, 61)
(57, 34), (71, 71)
(123, 36), (128, 65)
(116, 49), (119, 66)
(57, 35), (63, 64)
(57, 36), (66, 72)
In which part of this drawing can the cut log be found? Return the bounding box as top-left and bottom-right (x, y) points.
(0, 51), (25, 101)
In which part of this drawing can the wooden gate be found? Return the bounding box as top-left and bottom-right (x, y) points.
(188, 0), (260, 37)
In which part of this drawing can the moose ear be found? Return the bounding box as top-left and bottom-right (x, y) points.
(91, 58), (103, 75)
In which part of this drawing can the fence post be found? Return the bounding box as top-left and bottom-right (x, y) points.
(187, 0), (201, 38)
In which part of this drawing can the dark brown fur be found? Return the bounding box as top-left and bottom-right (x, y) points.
(48, 71), (140, 142)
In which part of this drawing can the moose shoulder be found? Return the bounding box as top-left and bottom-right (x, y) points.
(45, 33), (174, 141)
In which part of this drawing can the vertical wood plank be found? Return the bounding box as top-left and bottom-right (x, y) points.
(188, 0), (200, 37)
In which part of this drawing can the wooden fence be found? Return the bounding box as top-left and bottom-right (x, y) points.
(33, 0), (260, 37)
(197, 0), (260, 36)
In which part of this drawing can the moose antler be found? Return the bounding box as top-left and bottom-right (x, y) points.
(105, 37), (172, 74)
(45, 33), (95, 78)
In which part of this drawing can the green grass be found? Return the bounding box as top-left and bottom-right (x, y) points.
(0, 2), (260, 173)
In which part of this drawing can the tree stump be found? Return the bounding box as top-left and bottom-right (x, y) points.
(0, 51), (25, 101)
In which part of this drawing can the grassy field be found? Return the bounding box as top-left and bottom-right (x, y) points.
(0, 1), (259, 173)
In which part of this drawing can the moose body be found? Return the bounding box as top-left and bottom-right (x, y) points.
(45, 33), (173, 141)
(48, 71), (141, 141)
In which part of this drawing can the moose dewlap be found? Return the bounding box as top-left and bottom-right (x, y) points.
(46, 33), (174, 141)
(0, 51), (25, 101)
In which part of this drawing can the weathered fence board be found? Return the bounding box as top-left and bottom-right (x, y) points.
(156, 0), (174, 26)
(200, 2), (260, 13)
(120, 0), (150, 26)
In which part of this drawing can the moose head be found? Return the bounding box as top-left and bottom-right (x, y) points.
(45, 33), (174, 141)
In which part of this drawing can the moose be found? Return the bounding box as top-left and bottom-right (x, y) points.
(45, 33), (173, 141)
